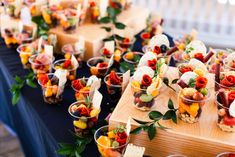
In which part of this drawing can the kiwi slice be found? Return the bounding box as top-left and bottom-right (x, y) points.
(140, 94), (153, 102)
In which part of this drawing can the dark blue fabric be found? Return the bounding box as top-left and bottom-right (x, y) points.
(0, 32), (174, 157)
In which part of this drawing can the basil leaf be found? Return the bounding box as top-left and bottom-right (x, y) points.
(114, 22), (126, 29)
(114, 34), (125, 41)
(168, 99), (174, 110)
(26, 79), (37, 88)
(103, 36), (114, 42)
(12, 92), (20, 105)
(147, 124), (156, 140)
(148, 111), (163, 120)
(99, 16), (111, 23)
(157, 122), (169, 130)
(107, 7), (121, 19)
(14, 76), (23, 84)
(188, 78), (196, 87)
(130, 127), (142, 134)
(56, 147), (73, 155)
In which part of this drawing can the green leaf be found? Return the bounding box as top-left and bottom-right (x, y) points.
(99, 16), (111, 23)
(101, 26), (112, 32)
(59, 143), (74, 150)
(12, 92), (20, 105)
(133, 54), (141, 63)
(148, 111), (163, 120)
(26, 79), (37, 88)
(163, 110), (173, 120)
(171, 78), (179, 84)
(75, 151), (81, 157)
(171, 111), (177, 124)
(114, 22), (126, 29)
(120, 62), (134, 73)
(157, 122), (169, 130)
(132, 118), (150, 125)
(56, 147), (73, 156)
(168, 99), (174, 110)
(107, 7), (121, 19)
(114, 34), (125, 41)
(76, 144), (86, 154)
(130, 127), (142, 134)
(163, 77), (169, 86)
(188, 78), (196, 87)
(103, 35), (114, 42)
(147, 124), (156, 140)
(14, 76), (23, 84)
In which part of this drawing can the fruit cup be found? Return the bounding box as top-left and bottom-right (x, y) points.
(215, 72), (235, 92)
(123, 51), (143, 69)
(87, 57), (113, 78)
(140, 32), (151, 46)
(17, 44), (34, 69)
(94, 125), (129, 157)
(216, 152), (235, 157)
(62, 43), (84, 68)
(29, 54), (54, 77)
(38, 73), (63, 104)
(61, 15), (78, 33)
(99, 47), (113, 59)
(208, 49), (228, 73)
(115, 36), (135, 51)
(178, 88), (210, 123)
(72, 78), (91, 101)
(4, 2), (19, 18)
(42, 5), (62, 27)
(68, 101), (100, 137)
(216, 91), (235, 132)
(104, 72), (123, 103)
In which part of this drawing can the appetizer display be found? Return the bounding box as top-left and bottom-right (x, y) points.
(87, 57), (113, 78)
(29, 53), (54, 76)
(216, 90), (235, 132)
(53, 57), (79, 83)
(123, 51), (143, 68)
(68, 100), (100, 137)
(178, 58), (207, 76)
(17, 44), (35, 69)
(62, 43), (85, 68)
(72, 75), (100, 101)
(177, 71), (210, 123)
(94, 125), (129, 157)
(131, 66), (162, 111)
(38, 72), (66, 104)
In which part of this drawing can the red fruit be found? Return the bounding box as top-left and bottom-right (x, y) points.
(109, 71), (122, 85)
(230, 61), (235, 69)
(123, 38), (130, 43)
(141, 32), (151, 39)
(153, 46), (161, 54)
(134, 97), (141, 104)
(115, 132), (128, 146)
(179, 66), (193, 74)
(38, 74), (49, 85)
(103, 48), (111, 56)
(77, 107), (90, 117)
(63, 60), (72, 68)
(194, 53), (204, 62)
(72, 80), (84, 91)
(228, 153), (235, 157)
(147, 59), (157, 70)
(90, 1), (96, 7)
(192, 92), (204, 101)
(141, 74), (152, 87)
(221, 75), (235, 87)
(223, 116), (235, 126)
(97, 62), (108, 68)
(195, 76), (208, 89)
(228, 91), (235, 106)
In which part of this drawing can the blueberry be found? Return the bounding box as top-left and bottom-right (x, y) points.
(73, 110), (80, 117)
(160, 44), (167, 53)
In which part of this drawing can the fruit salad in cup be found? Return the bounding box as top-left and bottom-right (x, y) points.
(29, 53), (54, 76)
(42, 4), (63, 27)
(72, 75), (100, 101)
(178, 58), (207, 77)
(68, 101), (100, 137)
(53, 58), (79, 82)
(59, 9), (78, 33)
(223, 51), (235, 71)
(177, 72), (210, 123)
(131, 66), (162, 111)
(123, 51), (143, 68)
(38, 73), (63, 104)
(215, 71), (235, 91)
(104, 71), (123, 102)
(216, 90), (235, 132)
(115, 36), (135, 51)
(62, 43), (85, 68)
(94, 125), (129, 157)
(17, 44), (35, 69)
(89, 1), (100, 23)
(100, 47), (113, 58)
(87, 57), (113, 78)
(216, 152), (235, 157)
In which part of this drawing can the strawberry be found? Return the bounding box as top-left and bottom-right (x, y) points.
(63, 60), (72, 68)
(109, 71), (122, 85)
(141, 32), (151, 39)
(194, 53), (204, 62)
(223, 116), (235, 126)
(38, 74), (49, 86)
(153, 46), (161, 54)
(179, 66), (193, 74)
(230, 61), (235, 69)
(103, 48), (111, 56)
(72, 80), (84, 91)
(97, 62), (108, 68)
(123, 38), (130, 43)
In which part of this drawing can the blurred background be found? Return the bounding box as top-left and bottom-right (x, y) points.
(133, 0), (235, 49)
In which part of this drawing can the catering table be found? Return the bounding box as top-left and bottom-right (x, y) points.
(0, 33), (174, 157)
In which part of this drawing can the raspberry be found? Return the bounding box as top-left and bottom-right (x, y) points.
(63, 60), (72, 68)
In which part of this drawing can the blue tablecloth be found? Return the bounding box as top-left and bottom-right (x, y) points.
(0, 33), (174, 157)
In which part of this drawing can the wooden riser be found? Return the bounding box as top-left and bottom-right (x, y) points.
(109, 67), (235, 157)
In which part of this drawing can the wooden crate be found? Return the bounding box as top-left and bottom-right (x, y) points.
(109, 67), (235, 157)
(50, 6), (150, 60)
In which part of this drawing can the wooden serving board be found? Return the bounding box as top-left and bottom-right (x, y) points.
(109, 67), (235, 157)
(50, 6), (150, 60)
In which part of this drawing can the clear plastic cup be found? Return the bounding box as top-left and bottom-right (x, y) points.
(29, 54), (54, 76)
(61, 15), (78, 33)
(38, 73), (63, 104)
(216, 152), (235, 157)
(17, 44), (34, 69)
(123, 51), (143, 68)
(140, 32), (151, 46)
(94, 125), (129, 157)
(99, 47), (113, 58)
(68, 101), (100, 137)
(71, 78), (91, 101)
(104, 73), (123, 102)
(178, 89), (211, 123)
(215, 72), (235, 92)
(62, 43), (85, 68)
(87, 57), (113, 78)
(115, 37), (136, 52)
(216, 91), (235, 132)
(53, 59), (79, 82)
(177, 63), (193, 77)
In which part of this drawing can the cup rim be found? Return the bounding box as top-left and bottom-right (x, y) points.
(61, 43), (84, 55)
(104, 72), (123, 88)
(71, 78), (89, 92)
(223, 58), (235, 71)
(130, 77), (161, 92)
(17, 44), (34, 54)
(29, 54), (55, 65)
(68, 100), (100, 119)
(216, 152), (235, 157)
(37, 73), (55, 87)
(86, 57), (113, 70)
(99, 47), (113, 58)
(53, 58), (79, 71)
(179, 89), (211, 103)
(214, 72), (235, 89)
(215, 91), (230, 110)
(94, 125), (130, 150)
(114, 36), (136, 45)
(123, 51), (143, 64)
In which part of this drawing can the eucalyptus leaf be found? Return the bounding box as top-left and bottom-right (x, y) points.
(168, 99), (174, 110)
(171, 78), (179, 84)
(101, 26), (112, 32)
(130, 127), (142, 134)
(114, 22), (126, 29)
(132, 118), (150, 125)
(147, 124), (156, 140)
(163, 77), (169, 86)
(148, 111), (163, 120)
(99, 16), (111, 23)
